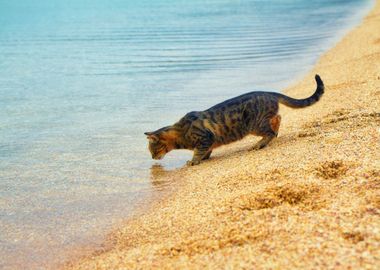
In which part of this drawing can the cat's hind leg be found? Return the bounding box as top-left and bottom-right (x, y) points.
(270, 114), (281, 136)
(251, 115), (281, 150)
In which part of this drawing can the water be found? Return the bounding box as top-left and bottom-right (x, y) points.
(0, 0), (373, 268)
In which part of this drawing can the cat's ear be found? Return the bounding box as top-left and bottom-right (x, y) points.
(144, 132), (159, 143)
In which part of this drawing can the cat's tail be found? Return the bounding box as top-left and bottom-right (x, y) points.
(274, 74), (324, 108)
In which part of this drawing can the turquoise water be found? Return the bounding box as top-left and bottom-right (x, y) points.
(0, 0), (373, 268)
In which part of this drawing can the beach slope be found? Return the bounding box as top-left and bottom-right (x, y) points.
(66, 1), (380, 269)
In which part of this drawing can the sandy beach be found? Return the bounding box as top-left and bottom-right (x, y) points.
(65, 1), (380, 269)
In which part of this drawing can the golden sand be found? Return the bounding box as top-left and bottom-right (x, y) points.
(65, 2), (380, 269)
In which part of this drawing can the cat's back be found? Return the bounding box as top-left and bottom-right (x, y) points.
(206, 91), (277, 114)
(176, 91), (278, 136)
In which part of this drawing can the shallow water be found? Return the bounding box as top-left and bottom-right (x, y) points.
(0, 0), (373, 268)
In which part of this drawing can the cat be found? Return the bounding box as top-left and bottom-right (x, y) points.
(145, 74), (324, 165)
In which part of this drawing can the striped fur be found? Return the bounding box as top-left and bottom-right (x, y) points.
(145, 74), (324, 165)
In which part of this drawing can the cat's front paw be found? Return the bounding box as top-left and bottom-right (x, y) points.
(186, 160), (201, 166)
(251, 142), (267, 151)
(250, 144), (262, 151)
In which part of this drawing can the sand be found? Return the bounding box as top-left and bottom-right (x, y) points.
(65, 1), (380, 269)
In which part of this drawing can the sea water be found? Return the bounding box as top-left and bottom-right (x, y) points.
(0, 0), (373, 268)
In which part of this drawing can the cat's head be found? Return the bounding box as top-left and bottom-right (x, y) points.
(144, 126), (178, 160)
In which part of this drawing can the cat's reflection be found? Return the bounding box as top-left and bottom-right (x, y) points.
(149, 164), (174, 190)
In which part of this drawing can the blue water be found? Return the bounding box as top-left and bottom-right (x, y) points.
(0, 0), (373, 268)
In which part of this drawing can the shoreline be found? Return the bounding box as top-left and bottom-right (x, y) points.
(65, 1), (380, 269)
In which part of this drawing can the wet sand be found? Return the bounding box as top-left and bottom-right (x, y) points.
(65, 1), (380, 269)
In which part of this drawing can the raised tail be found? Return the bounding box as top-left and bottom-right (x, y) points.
(274, 75), (324, 108)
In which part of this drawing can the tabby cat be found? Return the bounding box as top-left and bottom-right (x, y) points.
(145, 75), (324, 165)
